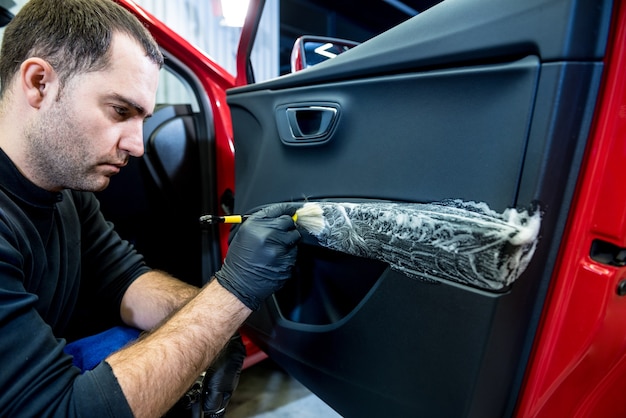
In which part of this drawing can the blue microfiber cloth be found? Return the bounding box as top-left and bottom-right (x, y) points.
(64, 326), (141, 372)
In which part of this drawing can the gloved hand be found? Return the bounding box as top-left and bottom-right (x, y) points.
(215, 203), (302, 311)
(167, 334), (246, 417)
(202, 333), (247, 417)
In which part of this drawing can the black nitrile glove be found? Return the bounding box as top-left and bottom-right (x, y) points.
(202, 333), (247, 417)
(215, 203), (302, 311)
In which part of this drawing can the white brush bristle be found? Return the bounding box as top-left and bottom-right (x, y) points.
(295, 202), (326, 235)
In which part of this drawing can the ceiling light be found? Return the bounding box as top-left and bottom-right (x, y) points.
(219, 0), (250, 27)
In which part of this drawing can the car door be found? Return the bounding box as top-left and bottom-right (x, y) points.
(227, 0), (619, 417)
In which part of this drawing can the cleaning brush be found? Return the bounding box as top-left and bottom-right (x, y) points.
(290, 200), (541, 291)
(199, 206), (323, 227)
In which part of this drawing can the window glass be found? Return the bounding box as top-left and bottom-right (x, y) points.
(156, 65), (199, 111)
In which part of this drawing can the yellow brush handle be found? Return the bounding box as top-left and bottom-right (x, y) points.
(221, 215), (245, 224)
(224, 214), (297, 223)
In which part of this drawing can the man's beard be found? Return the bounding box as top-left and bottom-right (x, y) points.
(23, 98), (111, 192)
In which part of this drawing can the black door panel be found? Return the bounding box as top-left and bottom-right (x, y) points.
(228, 0), (611, 416)
(231, 57), (539, 211)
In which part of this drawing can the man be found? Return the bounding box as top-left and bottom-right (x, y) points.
(0, 0), (301, 416)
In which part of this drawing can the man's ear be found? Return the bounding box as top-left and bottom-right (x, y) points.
(20, 58), (57, 109)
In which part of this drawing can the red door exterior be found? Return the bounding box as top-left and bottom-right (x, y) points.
(516, 1), (626, 416)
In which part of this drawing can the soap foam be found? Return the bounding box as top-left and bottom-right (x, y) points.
(299, 200), (541, 290)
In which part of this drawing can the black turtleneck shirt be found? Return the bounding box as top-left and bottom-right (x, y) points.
(0, 148), (150, 416)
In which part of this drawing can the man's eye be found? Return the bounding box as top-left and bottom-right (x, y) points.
(113, 106), (130, 118)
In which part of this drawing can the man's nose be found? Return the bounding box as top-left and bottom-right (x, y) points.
(118, 122), (145, 157)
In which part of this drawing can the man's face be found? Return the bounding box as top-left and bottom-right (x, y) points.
(23, 33), (160, 192)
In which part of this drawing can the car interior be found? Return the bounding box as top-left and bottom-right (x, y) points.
(95, 62), (223, 289)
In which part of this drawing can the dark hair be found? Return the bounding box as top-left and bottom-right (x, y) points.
(0, 0), (164, 97)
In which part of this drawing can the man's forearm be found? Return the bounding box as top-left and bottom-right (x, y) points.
(120, 270), (200, 331)
(107, 279), (252, 418)
(109, 206), (301, 417)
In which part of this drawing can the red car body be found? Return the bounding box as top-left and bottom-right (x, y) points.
(115, 0), (626, 416)
(516, 2), (626, 416)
